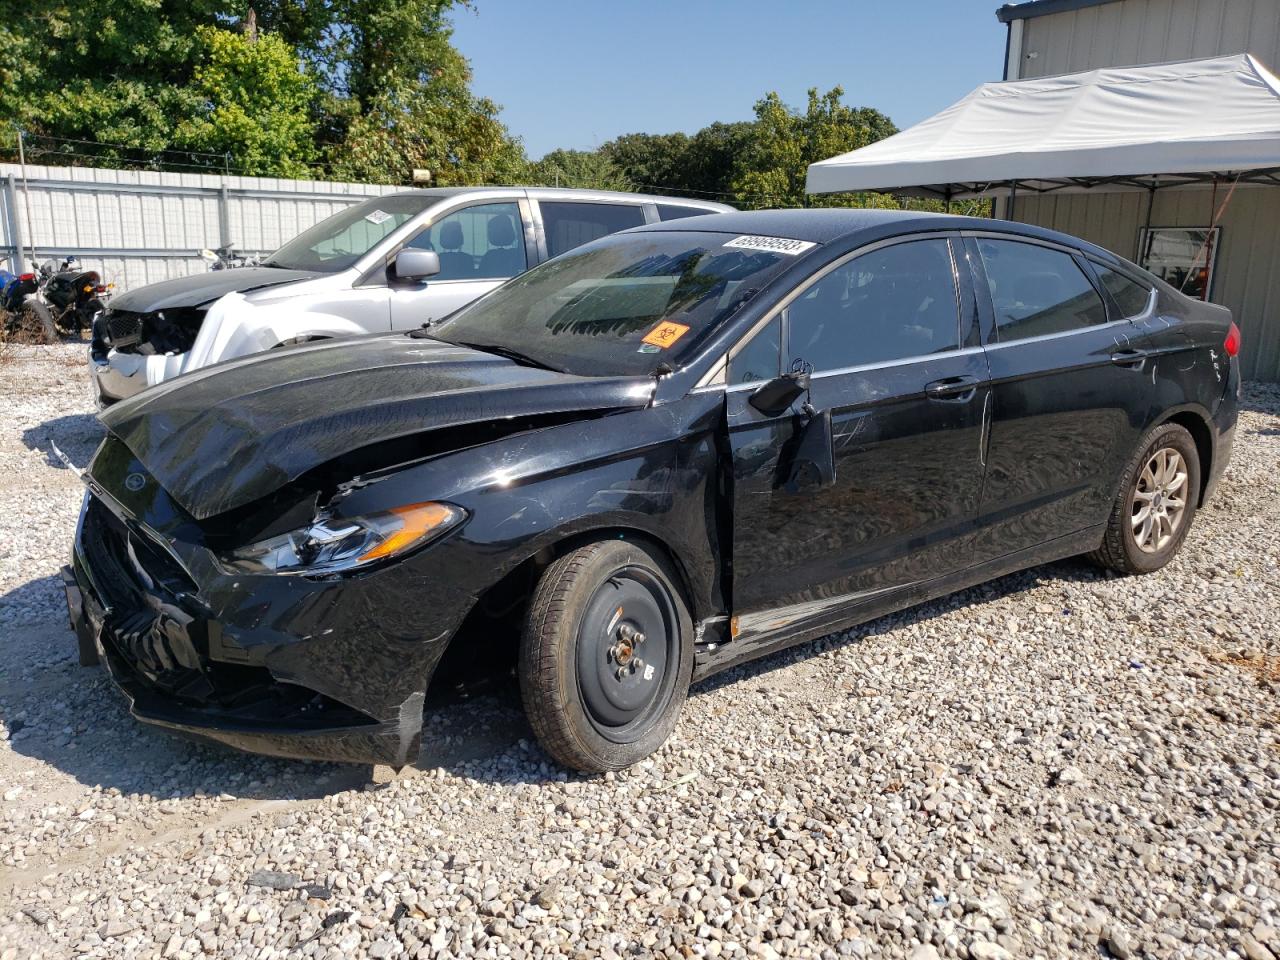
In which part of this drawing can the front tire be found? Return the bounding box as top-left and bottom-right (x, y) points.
(1089, 422), (1200, 574)
(519, 539), (693, 772)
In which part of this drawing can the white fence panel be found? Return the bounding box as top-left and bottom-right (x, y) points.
(0, 163), (400, 293)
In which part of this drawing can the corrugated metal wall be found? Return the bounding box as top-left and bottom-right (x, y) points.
(1006, 0), (1280, 380)
(1017, 0), (1280, 78)
(1013, 185), (1280, 380)
(0, 164), (400, 294)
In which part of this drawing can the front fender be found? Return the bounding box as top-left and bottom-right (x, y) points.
(335, 395), (729, 621)
(182, 293), (377, 372)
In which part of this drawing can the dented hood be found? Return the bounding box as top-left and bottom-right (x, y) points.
(99, 334), (654, 520)
(109, 267), (320, 313)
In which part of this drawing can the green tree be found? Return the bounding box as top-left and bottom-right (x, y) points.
(731, 86), (897, 208)
(176, 27), (318, 177)
(600, 133), (691, 192)
(528, 149), (631, 191)
(0, 0), (527, 185)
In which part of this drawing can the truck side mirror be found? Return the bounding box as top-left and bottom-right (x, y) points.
(390, 249), (441, 284)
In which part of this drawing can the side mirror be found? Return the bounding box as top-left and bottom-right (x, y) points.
(391, 249), (440, 283)
(748, 370), (809, 416)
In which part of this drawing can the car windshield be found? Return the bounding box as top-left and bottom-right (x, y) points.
(432, 231), (799, 376)
(264, 195), (437, 273)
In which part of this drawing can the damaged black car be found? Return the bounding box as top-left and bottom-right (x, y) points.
(64, 209), (1239, 772)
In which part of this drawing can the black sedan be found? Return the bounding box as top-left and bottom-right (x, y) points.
(63, 209), (1240, 772)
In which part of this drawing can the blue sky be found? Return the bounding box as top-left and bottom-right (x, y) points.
(450, 0), (1010, 159)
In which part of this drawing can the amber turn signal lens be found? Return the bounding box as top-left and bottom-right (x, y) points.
(357, 502), (462, 563)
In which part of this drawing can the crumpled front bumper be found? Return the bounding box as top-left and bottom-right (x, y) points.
(90, 349), (187, 408)
(62, 496), (442, 766)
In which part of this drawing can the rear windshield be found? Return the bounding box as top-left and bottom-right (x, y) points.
(432, 231), (800, 377)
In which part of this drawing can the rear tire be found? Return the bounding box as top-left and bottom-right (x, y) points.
(1088, 422), (1200, 574)
(519, 539), (693, 772)
(5, 301), (57, 343)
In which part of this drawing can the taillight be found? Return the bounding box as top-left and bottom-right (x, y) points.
(18, 272), (33, 282)
(1224, 321), (1241, 358)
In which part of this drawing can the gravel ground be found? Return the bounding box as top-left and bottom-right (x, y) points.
(0, 344), (1277, 960)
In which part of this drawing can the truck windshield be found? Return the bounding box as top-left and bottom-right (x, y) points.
(432, 231), (801, 377)
(263, 195), (437, 273)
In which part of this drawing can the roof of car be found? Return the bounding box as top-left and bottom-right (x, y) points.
(382, 186), (730, 210)
(626, 207), (1113, 254)
(627, 208), (959, 243)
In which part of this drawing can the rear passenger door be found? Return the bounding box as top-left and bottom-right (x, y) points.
(726, 236), (990, 631)
(535, 201), (647, 261)
(968, 235), (1152, 561)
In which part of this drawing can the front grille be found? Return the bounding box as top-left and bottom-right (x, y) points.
(81, 498), (211, 697)
(103, 310), (145, 350)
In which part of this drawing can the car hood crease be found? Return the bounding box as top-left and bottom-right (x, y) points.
(108, 267), (320, 313)
(99, 334), (654, 520)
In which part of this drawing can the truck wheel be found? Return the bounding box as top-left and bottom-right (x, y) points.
(519, 539), (692, 772)
(1088, 422), (1200, 575)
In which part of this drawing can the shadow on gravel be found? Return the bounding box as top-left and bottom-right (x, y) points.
(21, 412), (104, 468)
(1, 557), (1112, 796)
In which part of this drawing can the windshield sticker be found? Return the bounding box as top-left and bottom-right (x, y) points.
(641, 321), (691, 350)
(364, 209), (393, 225)
(724, 235), (816, 256)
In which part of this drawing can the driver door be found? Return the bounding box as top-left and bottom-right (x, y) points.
(388, 201), (531, 329)
(725, 236), (990, 642)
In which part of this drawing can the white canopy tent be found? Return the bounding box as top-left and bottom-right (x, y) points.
(805, 54), (1280, 199)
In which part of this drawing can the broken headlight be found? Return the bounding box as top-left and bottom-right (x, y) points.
(228, 502), (466, 575)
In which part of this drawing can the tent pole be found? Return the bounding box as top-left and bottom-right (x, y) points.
(1139, 181), (1157, 261)
(1007, 182), (1018, 221)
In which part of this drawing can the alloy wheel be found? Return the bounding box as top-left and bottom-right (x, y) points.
(1131, 447), (1189, 554)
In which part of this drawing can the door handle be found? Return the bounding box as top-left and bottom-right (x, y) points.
(1110, 348), (1149, 367)
(925, 375), (981, 401)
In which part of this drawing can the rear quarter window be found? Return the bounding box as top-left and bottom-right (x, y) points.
(1093, 264), (1153, 318)
(656, 204), (713, 222)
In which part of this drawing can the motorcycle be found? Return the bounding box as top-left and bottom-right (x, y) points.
(0, 265), (53, 342)
(199, 244), (259, 270)
(36, 256), (113, 338)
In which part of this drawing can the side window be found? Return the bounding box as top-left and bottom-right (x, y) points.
(977, 239), (1107, 340)
(1093, 263), (1153, 318)
(541, 201), (646, 258)
(785, 239), (961, 372)
(656, 204), (710, 222)
(405, 202), (526, 281)
(728, 316), (780, 385)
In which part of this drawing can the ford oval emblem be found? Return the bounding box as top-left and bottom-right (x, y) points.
(124, 472), (147, 493)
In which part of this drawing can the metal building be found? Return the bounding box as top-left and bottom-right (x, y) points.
(997, 0), (1280, 381)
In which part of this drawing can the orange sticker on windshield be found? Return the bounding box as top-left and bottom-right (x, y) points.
(641, 321), (691, 349)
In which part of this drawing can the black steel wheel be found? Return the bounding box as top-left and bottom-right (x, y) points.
(519, 539), (692, 772)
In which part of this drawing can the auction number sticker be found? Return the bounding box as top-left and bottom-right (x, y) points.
(641, 320), (691, 349)
(364, 209), (393, 225)
(724, 235), (816, 256)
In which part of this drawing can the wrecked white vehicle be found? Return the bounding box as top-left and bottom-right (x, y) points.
(89, 187), (729, 406)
